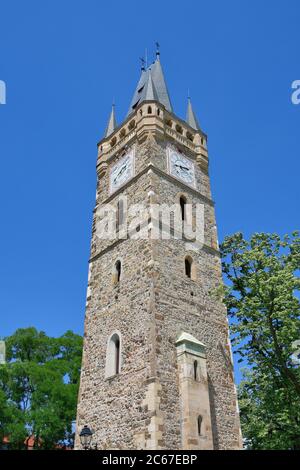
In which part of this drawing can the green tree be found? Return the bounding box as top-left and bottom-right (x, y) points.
(220, 232), (300, 450)
(0, 327), (83, 450)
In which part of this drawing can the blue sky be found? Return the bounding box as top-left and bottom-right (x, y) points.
(0, 1), (299, 379)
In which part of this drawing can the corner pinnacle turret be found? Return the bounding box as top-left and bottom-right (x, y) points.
(186, 97), (201, 131)
(104, 104), (117, 137)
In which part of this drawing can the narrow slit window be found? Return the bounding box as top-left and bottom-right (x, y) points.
(180, 196), (186, 221)
(115, 260), (121, 283)
(198, 415), (203, 436)
(194, 360), (198, 380)
(115, 336), (120, 374)
(185, 257), (192, 278)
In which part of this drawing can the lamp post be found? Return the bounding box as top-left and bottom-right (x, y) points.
(79, 425), (93, 450)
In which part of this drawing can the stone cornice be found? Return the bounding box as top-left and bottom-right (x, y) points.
(89, 236), (220, 264)
(96, 101), (209, 167)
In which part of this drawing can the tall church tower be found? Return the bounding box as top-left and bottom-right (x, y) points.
(75, 52), (242, 450)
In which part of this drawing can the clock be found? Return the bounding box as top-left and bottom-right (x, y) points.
(168, 148), (195, 187)
(110, 150), (134, 193)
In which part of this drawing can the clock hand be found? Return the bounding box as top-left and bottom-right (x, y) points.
(114, 166), (127, 183)
(175, 164), (189, 171)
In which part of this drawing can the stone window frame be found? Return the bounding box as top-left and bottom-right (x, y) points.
(184, 255), (196, 281)
(178, 192), (188, 221)
(193, 359), (198, 381)
(112, 256), (124, 285)
(105, 330), (122, 379)
(197, 415), (203, 436)
(177, 192), (196, 233)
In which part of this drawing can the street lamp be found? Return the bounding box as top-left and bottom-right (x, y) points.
(79, 425), (93, 450)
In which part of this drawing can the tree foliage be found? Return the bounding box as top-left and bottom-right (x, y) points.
(220, 232), (300, 449)
(0, 327), (82, 449)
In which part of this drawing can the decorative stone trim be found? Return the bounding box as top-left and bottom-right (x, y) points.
(176, 332), (207, 359)
(100, 164), (215, 208)
(97, 101), (208, 165)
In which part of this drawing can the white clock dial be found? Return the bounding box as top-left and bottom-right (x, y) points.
(168, 149), (195, 187)
(110, 151), (134, 193)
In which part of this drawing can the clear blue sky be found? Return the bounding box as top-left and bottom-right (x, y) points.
(0, 0), (299, 379)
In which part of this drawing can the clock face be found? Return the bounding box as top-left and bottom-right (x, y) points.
(110, 151), (134, 193)
(168, 149), (195, 187)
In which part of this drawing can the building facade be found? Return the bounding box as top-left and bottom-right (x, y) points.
(75, 52), (242, 450)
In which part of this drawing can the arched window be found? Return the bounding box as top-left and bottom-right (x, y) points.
(197, 415), (203, 436)
(115, 260), (121, 283)
(112, 259), (122, 285)
(106, 333), (121, 377)
(147, 106), (152, 114)
(157, 108), (160, 116)
(180, 196), (187, 221)
(193, 360), (198, 381)
(185, 256), (192, 278)
(185, 256), (196, 280)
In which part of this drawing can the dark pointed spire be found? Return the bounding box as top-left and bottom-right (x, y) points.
(186, 97), (201, 131)
(104, 104), (117, 137)
(127, 68), (146, 115)
(127, 53), (173, 116)
(150, 57), (173, 112)
(141, 69), (159, 101)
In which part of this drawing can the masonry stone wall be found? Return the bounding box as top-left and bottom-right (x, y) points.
(151, 237), (240, 449)
(76, 237), (155, 449)
(75, 110), (242, 450)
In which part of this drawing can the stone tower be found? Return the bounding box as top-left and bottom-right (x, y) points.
(75, 52), (242, 450)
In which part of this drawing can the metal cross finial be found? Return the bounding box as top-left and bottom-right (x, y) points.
(139, 57), (145, 71)
(155, 42), (160, 58)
